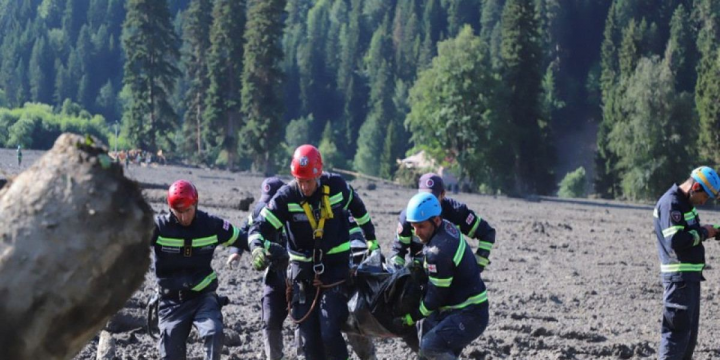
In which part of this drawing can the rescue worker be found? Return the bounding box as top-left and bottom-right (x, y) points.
(248, 144), (380, 360)
(152, 180), (243, 360)
(395, 192), (489, 360)
(654, 166), (720, 359)
(228, 177), (289, 360)
(389, 173), (496, 272)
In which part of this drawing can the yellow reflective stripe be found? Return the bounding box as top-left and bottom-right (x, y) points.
(157, 236), (184, 247)
(398, 235), (412, 244)
(349, 227), (362, 235)
(662, 226), (684, 238)
(223, 226), (240, 246)
(420, 301), (433, 317)
(429, 276), (452, 287)
(440, 290), (488, 311)
(327, 241), (351, 255)
(355, 213), (371, 225)
(288, 203), (304, 213)
(366, 239), (379, 250)
(289, 253), (312, 262)
(696, 171), (718, 196)
(191, 272), (217, 291)
(467, 217), (481, 238)
(477, 256), (489, 267)
(261, 207), (283, 229)
(660, 263), (705, 272)
(689, 230), (701, 246)
(344, 188), (354, 210)
(478, 241), (493, 251)
(192, 235), (218, 247)
(684, 209), (697, 221)
(249, 233), (264, 243)
(329, 192), (343, 205)
(453, 235), (466, 266)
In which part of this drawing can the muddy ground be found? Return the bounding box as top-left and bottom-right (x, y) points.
(6, 149), (720, 360)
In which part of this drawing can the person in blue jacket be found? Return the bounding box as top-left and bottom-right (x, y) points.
(654, 166), (720, 359)
(389, 173), (495, 273)
(395, 192), (489, 360)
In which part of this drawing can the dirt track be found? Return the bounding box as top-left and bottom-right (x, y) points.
(7, 149), (720, 359)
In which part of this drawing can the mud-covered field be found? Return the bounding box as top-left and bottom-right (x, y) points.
(7, 149), (720, 359)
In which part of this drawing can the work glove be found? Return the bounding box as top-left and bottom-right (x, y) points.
(475, 253), (489, 273)
(388, 255), (406, 270)
(251, 247), (269, 271)
(392, 313), (416, 329)
(266, 242), (289, 270)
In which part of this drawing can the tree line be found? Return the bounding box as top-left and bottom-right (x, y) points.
(0, 0), (716, 200)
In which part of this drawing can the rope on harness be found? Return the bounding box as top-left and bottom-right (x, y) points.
(286, 185), (346, 324)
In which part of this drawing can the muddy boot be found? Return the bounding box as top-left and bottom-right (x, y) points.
(346, 333), (377, 360)
(264, 329), (284, 360)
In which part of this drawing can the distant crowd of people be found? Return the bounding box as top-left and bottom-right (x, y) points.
(108, 149), (166, 167)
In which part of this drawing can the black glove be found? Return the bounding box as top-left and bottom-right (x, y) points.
(266, 242), (289, 270)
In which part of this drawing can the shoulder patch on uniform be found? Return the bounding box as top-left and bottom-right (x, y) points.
(671, 210), (682, 223)
(427, 263), (437, 273)
(397, 222), (404, 234)
(223, 220), (230, 231)
(445, 222), (459, 237)
(465, 213), (475, 225)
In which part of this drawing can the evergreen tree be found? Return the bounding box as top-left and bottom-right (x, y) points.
(596, 2), (620, 198)
(665, 4), (695, 93)
(500, 0), (553, 195)
(354, 16), (394, 177)
(204, 0), (245, 167)
(181, 0), (212, 158)
(240, 0), (286, 173)
(122, 0), (180, 151)
(694, 0), (720, 163)
(29, 36), (53, 104)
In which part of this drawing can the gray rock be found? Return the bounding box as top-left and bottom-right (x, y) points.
(0, 134), (153, 360)
(96, 331), (116, 360)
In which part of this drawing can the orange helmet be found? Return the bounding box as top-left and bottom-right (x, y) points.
(290, 145), (323, 179)
(168, 180), (198, 210)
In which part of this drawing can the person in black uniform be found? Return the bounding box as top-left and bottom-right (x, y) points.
(654, 166), (720, 359)
(152, 180), (242, 360)
(228, 177), (289, 360)
(395, 192), (489, 360)
(248, 144), (379, 360)
(389, 173), (495, 272)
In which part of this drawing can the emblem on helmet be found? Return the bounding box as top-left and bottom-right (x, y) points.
(299, 156), (309, 166)
(426, 179), (434, 188)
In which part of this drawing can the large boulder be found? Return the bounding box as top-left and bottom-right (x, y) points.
(0, 134), (153, 360)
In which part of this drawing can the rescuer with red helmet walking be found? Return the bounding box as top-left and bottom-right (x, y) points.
(152, 180), (242, 360)
(248, 144), (380, 360)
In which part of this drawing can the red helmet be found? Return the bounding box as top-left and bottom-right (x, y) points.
(168, 180), (198, 210)
(290, 144), (323, 179)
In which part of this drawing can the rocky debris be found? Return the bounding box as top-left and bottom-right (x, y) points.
(236, 194), (255, 211)
(96, 331), (116, 360)
(0, 134), (153, 360)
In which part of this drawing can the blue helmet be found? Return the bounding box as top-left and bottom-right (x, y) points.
(405, 192), (441, 223)
(691, 166), (720, 199)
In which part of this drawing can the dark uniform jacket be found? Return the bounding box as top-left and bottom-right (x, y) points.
(249, 172), (376, 282)
(411, 219), (488, 321)
(654, 184), (710, 282)
(391, 197), (495, 268)
(152, 210), (241, 293)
